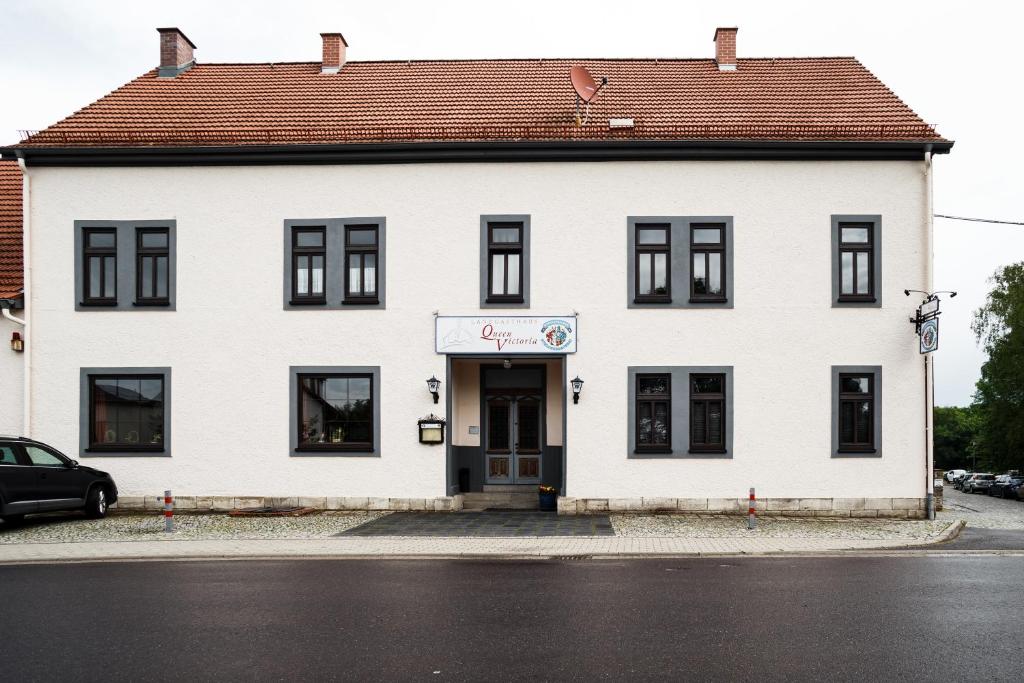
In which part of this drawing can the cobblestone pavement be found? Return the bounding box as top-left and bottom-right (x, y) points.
(341, 511), (615, 537)
(610, 514), (952, 540)
(939, 486), (1024, 530)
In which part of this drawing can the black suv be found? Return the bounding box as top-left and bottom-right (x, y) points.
(0, 436), (118, 524)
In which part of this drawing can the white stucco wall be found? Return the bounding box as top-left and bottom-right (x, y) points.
(24, 159), (929, 499)
(0, 314), (24, 435)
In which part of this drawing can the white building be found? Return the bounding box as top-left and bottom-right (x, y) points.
(0, 27), (952, 517)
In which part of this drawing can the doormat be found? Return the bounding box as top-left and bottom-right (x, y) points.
(228, 506), (318, 517)
(339, 511), (615, 537)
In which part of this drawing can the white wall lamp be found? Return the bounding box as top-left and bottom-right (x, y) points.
(426, 375), (441, 404)
(570, 376), (584, 404)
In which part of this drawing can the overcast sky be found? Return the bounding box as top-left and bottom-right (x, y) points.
(1, 0), (1022, 405)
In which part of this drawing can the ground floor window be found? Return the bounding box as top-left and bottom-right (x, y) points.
(831, 365), (882, 457)
(80, 367), (171, 456)
(689, 373), (726, 452)
(289, 366), (381, 456)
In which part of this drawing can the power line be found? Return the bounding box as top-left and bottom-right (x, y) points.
(934, 214), (1024, 226)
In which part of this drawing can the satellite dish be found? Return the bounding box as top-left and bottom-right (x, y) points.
(569, 66), (608, 126)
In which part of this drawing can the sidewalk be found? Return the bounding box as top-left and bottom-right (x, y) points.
(0, 513), (966, 563)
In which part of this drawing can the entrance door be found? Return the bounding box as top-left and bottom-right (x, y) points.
(485, 394), (542, 485)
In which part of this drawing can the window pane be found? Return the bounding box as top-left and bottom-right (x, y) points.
(141, 232), (168, 249)
(637, 402), (653, 444)
(89, 256), (101, 297)
(841, 226), (869, 243)
(840, 376), (870, 393)
(141, 257), (154, 298)
(300, 376), (372, 447)
(856, 251), (870, 294)
(311, 255), (324, 295)
(638, 253), (652, 295)
(363, 254), (376, 294)
(506, 253), (520, 295)
(708, 252), (722, 295)
(491, 227), (520, 243)
(349, 254), (362, 295)
(708, 402), (723, 444)
(692, 227), (722, 244)
(841, 252), (854, 294)
(88, 232), (115, 249)
(653, 402), (669, 445)
(855, 401), (871, 443)
(491, 254), (505, 295)
(24, 446), (63, 467)
(296, 230), (324, 248)
(693, 402), (706, 443)
(92, 376), (163, 448)
(347, 229), (376, 246)
(488, 402), (510, 450)
(693, 253), (707, 294)
(638, 376), (669, 395)
(104, 257), (116, 297)
(637, 228), (667, 245)
(653, 253), (668, 294)
(840, 401), (855, 443)
(692, 376), (722, 394)
(156, 256), (168, 298)
(296, 255), (309, 295)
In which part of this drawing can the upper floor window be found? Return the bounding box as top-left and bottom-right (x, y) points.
(634, 224), (670, 303)
(486, 223), (524, 304)
(635, 374), (671, 452)
(838, 223), (874, 302)
(837, 373), (874, 452)
(291, 227), (326, 304)
(82, 228), (117, 305)
(344, 226), (379, 304)
(690, 373), (726, 452)
(136, 228), (170, 305)
(690, 224), (726, 302)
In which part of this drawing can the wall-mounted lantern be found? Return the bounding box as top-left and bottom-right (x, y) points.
(426, 375), (441, 404)
(418, 414), (446, 444)
(570, 376), (584, 404)
(10, 332), (24, 352)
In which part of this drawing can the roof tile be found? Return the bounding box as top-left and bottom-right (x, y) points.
(0, 160), (23, 299)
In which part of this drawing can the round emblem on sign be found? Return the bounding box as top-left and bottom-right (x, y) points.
(540, 319), (573, 351)
(920, 319), (938, 353)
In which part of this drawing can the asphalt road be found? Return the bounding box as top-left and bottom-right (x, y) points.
(3, 556), (1021, 681)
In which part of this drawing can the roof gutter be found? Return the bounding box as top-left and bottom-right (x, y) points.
(1, 139), (954, 167)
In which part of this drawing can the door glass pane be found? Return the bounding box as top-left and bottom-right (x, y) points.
(347, 228), (376, 245)
(103, 256), (116, 297)
(708, 252), (722, 295)
(653, 401), (669, 445)
(0, 446), (18, 465)
(141, 257), (154, 298)
(24, 446), (64, 467)
(856, 251), (870, 294)
(490, 227), (520, 243)
(487, 401), (509, 450)
(638, 253), (652, 295)
(491, 254), (505, 295)
(296, 255), (309, 295)
(637, 227), (667, 245)
(89, 256), (101, 297)
(653, 253), (667, 294)
(692, 228), (721, 244)
(518, 401), (540, 451)
(841, 226), (869, 243)
(156, 256), (168, 298)
(693, 254), (707, 294)
(841, 252), (854, 294)
(311, 255), (324, 295)
(637, 402), (653, 444)
(363, 254), (376, 295)
(506, 254), (520, 295)
(349, 254), (362, 295)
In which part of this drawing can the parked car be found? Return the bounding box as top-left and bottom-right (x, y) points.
(945, 469), (967, 483)
(990, 474), (1024, 500)
(0, 436), (118, 524)
(962, 473), (996, 494)
(953, 472), (973, 490)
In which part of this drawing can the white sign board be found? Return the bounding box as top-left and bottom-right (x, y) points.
(436, 315), (578, 354)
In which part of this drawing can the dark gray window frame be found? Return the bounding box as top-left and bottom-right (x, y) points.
(626, 216), (734, 308)
(831, 215), (882, 307)
(831, 365), (882, 458)
(282, 218), (386, 310)
(627, 366), (734, 459)
(79, 366), (172, 458)
(289, 365), (381, 457)
(74, 220), (177, 311)
(480, 215), (530, 308)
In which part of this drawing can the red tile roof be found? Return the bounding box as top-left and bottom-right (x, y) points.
(0, 160), (23, 299)
(19, 57), (945, 146)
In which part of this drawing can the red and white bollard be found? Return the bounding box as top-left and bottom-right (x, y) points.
(747, 487), (756, 530)
(163, 490), (174, 533)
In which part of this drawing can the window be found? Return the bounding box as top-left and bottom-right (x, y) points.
(291, 227), (326, 304)
(838, 223), (874, 301)
(283, 218), (386, 310)
(690, 374), (726, 452)
(627, 217), (733, 309)
(296, 373), (374, 451)
(634, 225), (670, 303)
(831, 215), (881, 307)
(690, 224), (726, 302)
(344, 226), (379, 304)
(82, 228), (117, 305)
(837, 374), (874, 452)
(88, 375), (165, 452)
(23, 445), (66, 467)
(136, 228), (170, 305)
(635, 374), (671, 452)
(75, 221), (176, 311)
(0, 445), (18, 465)
(486, 223), (524, 304)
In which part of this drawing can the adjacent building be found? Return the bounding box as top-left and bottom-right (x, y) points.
(0, 160), (25, 435)
(0, 27), (952, 516)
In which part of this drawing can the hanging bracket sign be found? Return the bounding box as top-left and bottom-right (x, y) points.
(910, 296), (940, 354)
(436, 315), (578, 354)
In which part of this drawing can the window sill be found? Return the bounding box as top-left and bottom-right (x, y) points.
(633, 447), (673, 455)
(288, 299), (328, 306)
(83, 448), (169, 458)
(633, 297), (672, 305)
(342, 298), (380, 306)
(836, 297), (877, 304)
(836, 448), (877, 454)
(133, 300), (171, 307)
(688, 448), (727, 455)
(79, 300), (118, 307)
(292, 447), (378, 458)
(688, 297), (728, 304)
(485, 298), (525, 305)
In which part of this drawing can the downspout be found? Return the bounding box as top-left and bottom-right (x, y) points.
(0, 302), (25, 326)
(17, 156), (31, 438)
(924, 144), (935, 520)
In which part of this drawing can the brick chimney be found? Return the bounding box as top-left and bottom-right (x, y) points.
(321, 33), (348, 74)
(714, 27), (738, 71)
(157, 27), (196, 77)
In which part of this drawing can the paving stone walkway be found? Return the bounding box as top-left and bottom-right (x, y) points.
(341, 511), (615, 537)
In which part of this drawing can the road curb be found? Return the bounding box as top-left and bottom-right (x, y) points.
(933, 518), (967, 544)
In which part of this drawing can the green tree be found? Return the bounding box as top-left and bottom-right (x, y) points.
(971, 262), (1024, 472)
(933, 405), (980, 470)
